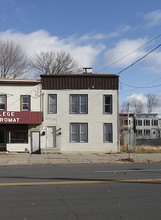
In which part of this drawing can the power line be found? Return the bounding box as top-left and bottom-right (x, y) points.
(120, 81), (161, 89)
(116, 44), (161, 75)
(95, 34), (161, 73)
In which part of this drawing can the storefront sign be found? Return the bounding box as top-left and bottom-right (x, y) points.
(0, 111), (42, 124)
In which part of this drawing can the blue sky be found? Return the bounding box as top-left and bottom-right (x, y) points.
(0, 0), (161, 113)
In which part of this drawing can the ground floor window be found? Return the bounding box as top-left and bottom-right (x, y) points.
(136, 129), (142, 136)
(104, 123), (113, 142)
(70, 123), (88, 143)
(8, 131), (28, 143)
(144, 129), (150, 136)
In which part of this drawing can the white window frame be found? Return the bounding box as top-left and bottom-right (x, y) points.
(70, 95), (88, 114)
(144, 129), (150, 136)
(21, 95), (30, 111)
(145, 120), (150, 126)
(137, 120), (142, 126)
(70, 123), (88, 143)
(48, 94), (57, 114)
(0, 95), (7, 111)
(104, 95), (112, 114)
(104, 123), (113, 143)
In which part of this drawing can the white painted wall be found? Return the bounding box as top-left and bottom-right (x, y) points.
(0, 82), (41, 152)
(41, 89), (119, 152)
(0, 83), (41, 111)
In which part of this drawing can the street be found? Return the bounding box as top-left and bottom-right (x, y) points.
(0, 163), (161, 220)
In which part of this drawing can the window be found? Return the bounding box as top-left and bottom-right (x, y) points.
(124, 119), (130, 126)
(137, 130), (142, 136)
(144, 129), (150, 136)
(104, 123), (113, 142)
(48, 94), (57, 114)
(8, 131), (28, 143)
(0, 95), (6, 111)
(21, 95), (30, 111)
(137, 120), (142, 126)
(104, 95), (112, 114)
(153, 120), (158, 126)
(70, 95), (88, 114)
(145, 120), (150, 126)
(70, 123), (88, 142)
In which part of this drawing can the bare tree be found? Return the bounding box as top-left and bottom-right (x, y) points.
(146, 94), (158, 113)
(131, 98), (144, 113)
(31, 50), (81, 75)
(129, 98), (144, 113)
(0, 39), (29, 78)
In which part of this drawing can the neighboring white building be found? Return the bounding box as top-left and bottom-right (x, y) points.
(135, 113), (159, 139)
(0, 79), (42, 153)
(40, 74), (119, 153)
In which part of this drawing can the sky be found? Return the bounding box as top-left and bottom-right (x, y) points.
(0, 0), (161, 114)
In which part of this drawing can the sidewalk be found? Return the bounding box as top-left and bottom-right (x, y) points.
(0, 152), (161, 165)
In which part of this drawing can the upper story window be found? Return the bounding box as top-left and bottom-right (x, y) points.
(21, 95), (30, 111)
(104, 95), (112, 114)
(137, 120), (142, 126)
(144, 120), (150, 126)
(0, 95), (7, 111)
(48, 94), (57, 114)
(153, 120), (158, 126)
(124, 119), (131, 126)
(70, 95), (88, 114)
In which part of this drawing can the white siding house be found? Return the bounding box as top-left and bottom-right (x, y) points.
(136, 113), (159, 139)
(40, 74), (120, 153)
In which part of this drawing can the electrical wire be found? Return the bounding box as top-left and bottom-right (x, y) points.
(95, 34), (161, 73)
(116, 44), (161, 75)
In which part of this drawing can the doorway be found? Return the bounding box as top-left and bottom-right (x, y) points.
(47, 126), (56, 148)
(0, 126), (6, 151)
(31, 131), (40, 153)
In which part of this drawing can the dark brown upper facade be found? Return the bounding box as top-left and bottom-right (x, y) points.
(41, 74), (119, 90)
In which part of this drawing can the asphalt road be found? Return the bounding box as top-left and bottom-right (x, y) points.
(0, 163), (161, 220)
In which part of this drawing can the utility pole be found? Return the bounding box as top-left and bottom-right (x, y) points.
(126, 102), (130, 151)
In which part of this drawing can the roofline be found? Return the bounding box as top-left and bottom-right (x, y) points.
(40, 73), (118, 77)
(0, 78), (41, 85)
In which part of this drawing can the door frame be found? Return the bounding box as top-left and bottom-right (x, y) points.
(31, 131), (40, 153)
(0, 126), (7, 151)
(47, 126), (56, 148)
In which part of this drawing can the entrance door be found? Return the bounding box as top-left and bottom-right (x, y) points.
(0, 126), (6, 151)
(47, 127), (56, 148)
(31, 131), (40, 153)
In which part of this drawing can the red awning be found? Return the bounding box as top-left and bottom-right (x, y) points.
(0, 111), (42, 124)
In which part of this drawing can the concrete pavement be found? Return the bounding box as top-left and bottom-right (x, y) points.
(0, 152), (161, 165)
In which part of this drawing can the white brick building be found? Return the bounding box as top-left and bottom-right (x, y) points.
(40, 74), (120, 152)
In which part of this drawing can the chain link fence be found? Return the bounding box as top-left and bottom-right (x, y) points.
(124, 131), (136, 152)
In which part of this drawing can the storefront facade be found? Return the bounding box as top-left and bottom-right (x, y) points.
(0, 79), (42, 153)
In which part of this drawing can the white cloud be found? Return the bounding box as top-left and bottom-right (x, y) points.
(144, 10), (161, 27)
(104, 38), (147, 68)
(126, 93), (147, 104)
(0, 29), (105, 68)
(144, 50), (161, 73)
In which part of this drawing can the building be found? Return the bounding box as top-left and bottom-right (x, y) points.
(135, 113), (159, 139)
(40, 73), (119, 152)
(0, 79), (42, 153)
